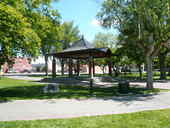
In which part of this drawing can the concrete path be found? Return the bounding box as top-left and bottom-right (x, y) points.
(131, 81), (170, 89)
(4, 73), (44, 81)
(1, 92), (170, 121)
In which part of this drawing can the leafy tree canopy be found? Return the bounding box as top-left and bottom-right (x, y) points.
(0, 3), (41, 65)
(97, 0), (170, 88)
(93, 32), (117, 49)
(0, 0), (61, 65)
(60, 21), (81, 49)
(93, 32), (117, 70)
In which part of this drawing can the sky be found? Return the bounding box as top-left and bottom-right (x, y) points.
(52, 0), (117, 41)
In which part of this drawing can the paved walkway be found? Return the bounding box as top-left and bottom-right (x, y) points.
(4, 73), (44, 81)
(131, 81), (170, 89)
(1, 92), (170, 121)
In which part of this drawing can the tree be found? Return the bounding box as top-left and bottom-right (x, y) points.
(158, 48), (169, 80)
(97, 0), (170, 89)
(0, 3), (41, 67)
(25, 1), (62, 76)
(61, 21), (80, 49)
(2, 0), (58, 9)
(116, 33), (145, 79)
(93, 32), (117, 48)
(0, 0), (61, 75)
(29, 7), (62, 75)
(93, 32), (117, 74)
(59, 21), (81, 75)
(166, 54), (170, 76)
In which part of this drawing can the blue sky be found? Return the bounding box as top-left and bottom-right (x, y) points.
(52, 0), (117, 41)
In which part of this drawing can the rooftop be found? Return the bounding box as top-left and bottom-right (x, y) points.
(47, 37), (114, 59)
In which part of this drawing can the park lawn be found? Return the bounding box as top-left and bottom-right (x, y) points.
(0, 109), (170, 128)
(118, 72), (170, 80)
(26, 72), (170, 80)
(0, 77), (166, 101)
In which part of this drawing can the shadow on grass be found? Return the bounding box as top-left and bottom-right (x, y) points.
(0, 84), (116, 100)
(0, 98), (11, 103)
(0, 83), (161, 103)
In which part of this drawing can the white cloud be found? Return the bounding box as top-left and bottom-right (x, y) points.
(91, 19), (101, 27)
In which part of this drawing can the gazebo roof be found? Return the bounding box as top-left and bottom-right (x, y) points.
(63, 37), (94, 52)
(47, 37), (114, 59)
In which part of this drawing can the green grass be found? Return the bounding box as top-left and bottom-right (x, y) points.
(0, 109), (170, 128)
(26, 71), (170, 81)
(116, 71), (170, 81)
(0, 77), (163, 101)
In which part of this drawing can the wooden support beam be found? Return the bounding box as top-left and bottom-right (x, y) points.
(61, 58), (64, 76)
(108, 58), (112, 76)
(77, 59), (80, 76)
(45, 55), (48, 76)
(89, 59), (92, 76)
(93, 59), (95, 76)
(89, 56), (94, 94)
(69, 58), (73, 77)
(52, 56), (56, 78)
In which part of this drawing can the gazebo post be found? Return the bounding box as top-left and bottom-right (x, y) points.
(77, 59), (80, 76)
(108, 58), (112, 76)
(93, 58), (95, 76)
(89, 59), (92, 76)
(89, 56), (94, 94)
(45, 55), (48, 76)
(52, 56), (56, 78)
(69, 58), (73, 77)
(61, 58), (64, 76)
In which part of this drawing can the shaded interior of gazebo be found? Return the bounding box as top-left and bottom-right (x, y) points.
(46, 37), (114, 78)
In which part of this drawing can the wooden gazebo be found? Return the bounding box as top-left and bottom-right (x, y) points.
(47, 37), (114, 79)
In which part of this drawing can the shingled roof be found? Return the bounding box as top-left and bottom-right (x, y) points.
(47, 36), (113, 59)
(63, 37), (94, 52)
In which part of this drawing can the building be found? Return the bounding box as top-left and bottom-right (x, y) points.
(2, 57), (32, 73)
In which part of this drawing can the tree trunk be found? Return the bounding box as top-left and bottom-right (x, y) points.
(0, 65), (1, 79)
(146, 55), (154, 89)
(69, 58), (73, 77)
(52, 57), (56, 78)
(93, 59), (95, 76)
(102, 66), (105, 74)
(89, 59), (92, 76)
(44, 55), (48, 76)
(168, 68), (170, 76)
(159, 54), (167, 80)
(61, 59), (64, 76)
(137, 64), (142, 80)
(108, 59), (112, 76)
(113, 66), (119, 77)
(77, 59), (80, 76)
